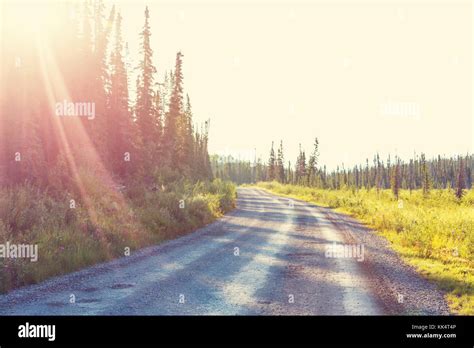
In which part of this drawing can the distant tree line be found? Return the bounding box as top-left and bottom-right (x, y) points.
(213, 138), (472, 199)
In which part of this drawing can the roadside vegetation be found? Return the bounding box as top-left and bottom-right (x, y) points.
(0, 178), (235, 293)
(0, 4), (236, 293)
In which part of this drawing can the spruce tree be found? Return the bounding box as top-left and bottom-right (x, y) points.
(308, 137), (319, 186)
(391, 157), (401, 199)
(90, 0), (112, 158)
(276, 140), (285, 183)
(295, 145), (307, 185)
(201, 120), (213, 179)
(455, 157), (465, 199)
(109, 11), (133, 176)
(183, 95), (195, 176)
(421, 153), (430, 196)
(267, 142), (276, 181)
(163, 52), (184, 170)
(135, 7), (158, 152)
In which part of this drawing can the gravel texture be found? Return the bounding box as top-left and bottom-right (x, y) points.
(0, 187), (450, 315)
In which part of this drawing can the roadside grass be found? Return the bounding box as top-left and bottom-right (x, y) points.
(0, 177), (236, 293)
(254, 181), (474, 315)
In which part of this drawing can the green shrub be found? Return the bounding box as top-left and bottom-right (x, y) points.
(0, 176), (236, 293)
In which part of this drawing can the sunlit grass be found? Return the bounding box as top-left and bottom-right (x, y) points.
(255, 181), (474, 315)
(0, 178), (236, 293)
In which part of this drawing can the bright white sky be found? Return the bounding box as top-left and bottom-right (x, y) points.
(110, 0), (472, 170)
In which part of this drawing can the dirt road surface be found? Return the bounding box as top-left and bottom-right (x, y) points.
(0, 187), (449, 315)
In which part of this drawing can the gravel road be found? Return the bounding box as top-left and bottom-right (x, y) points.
(0, 187), (450, 315)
